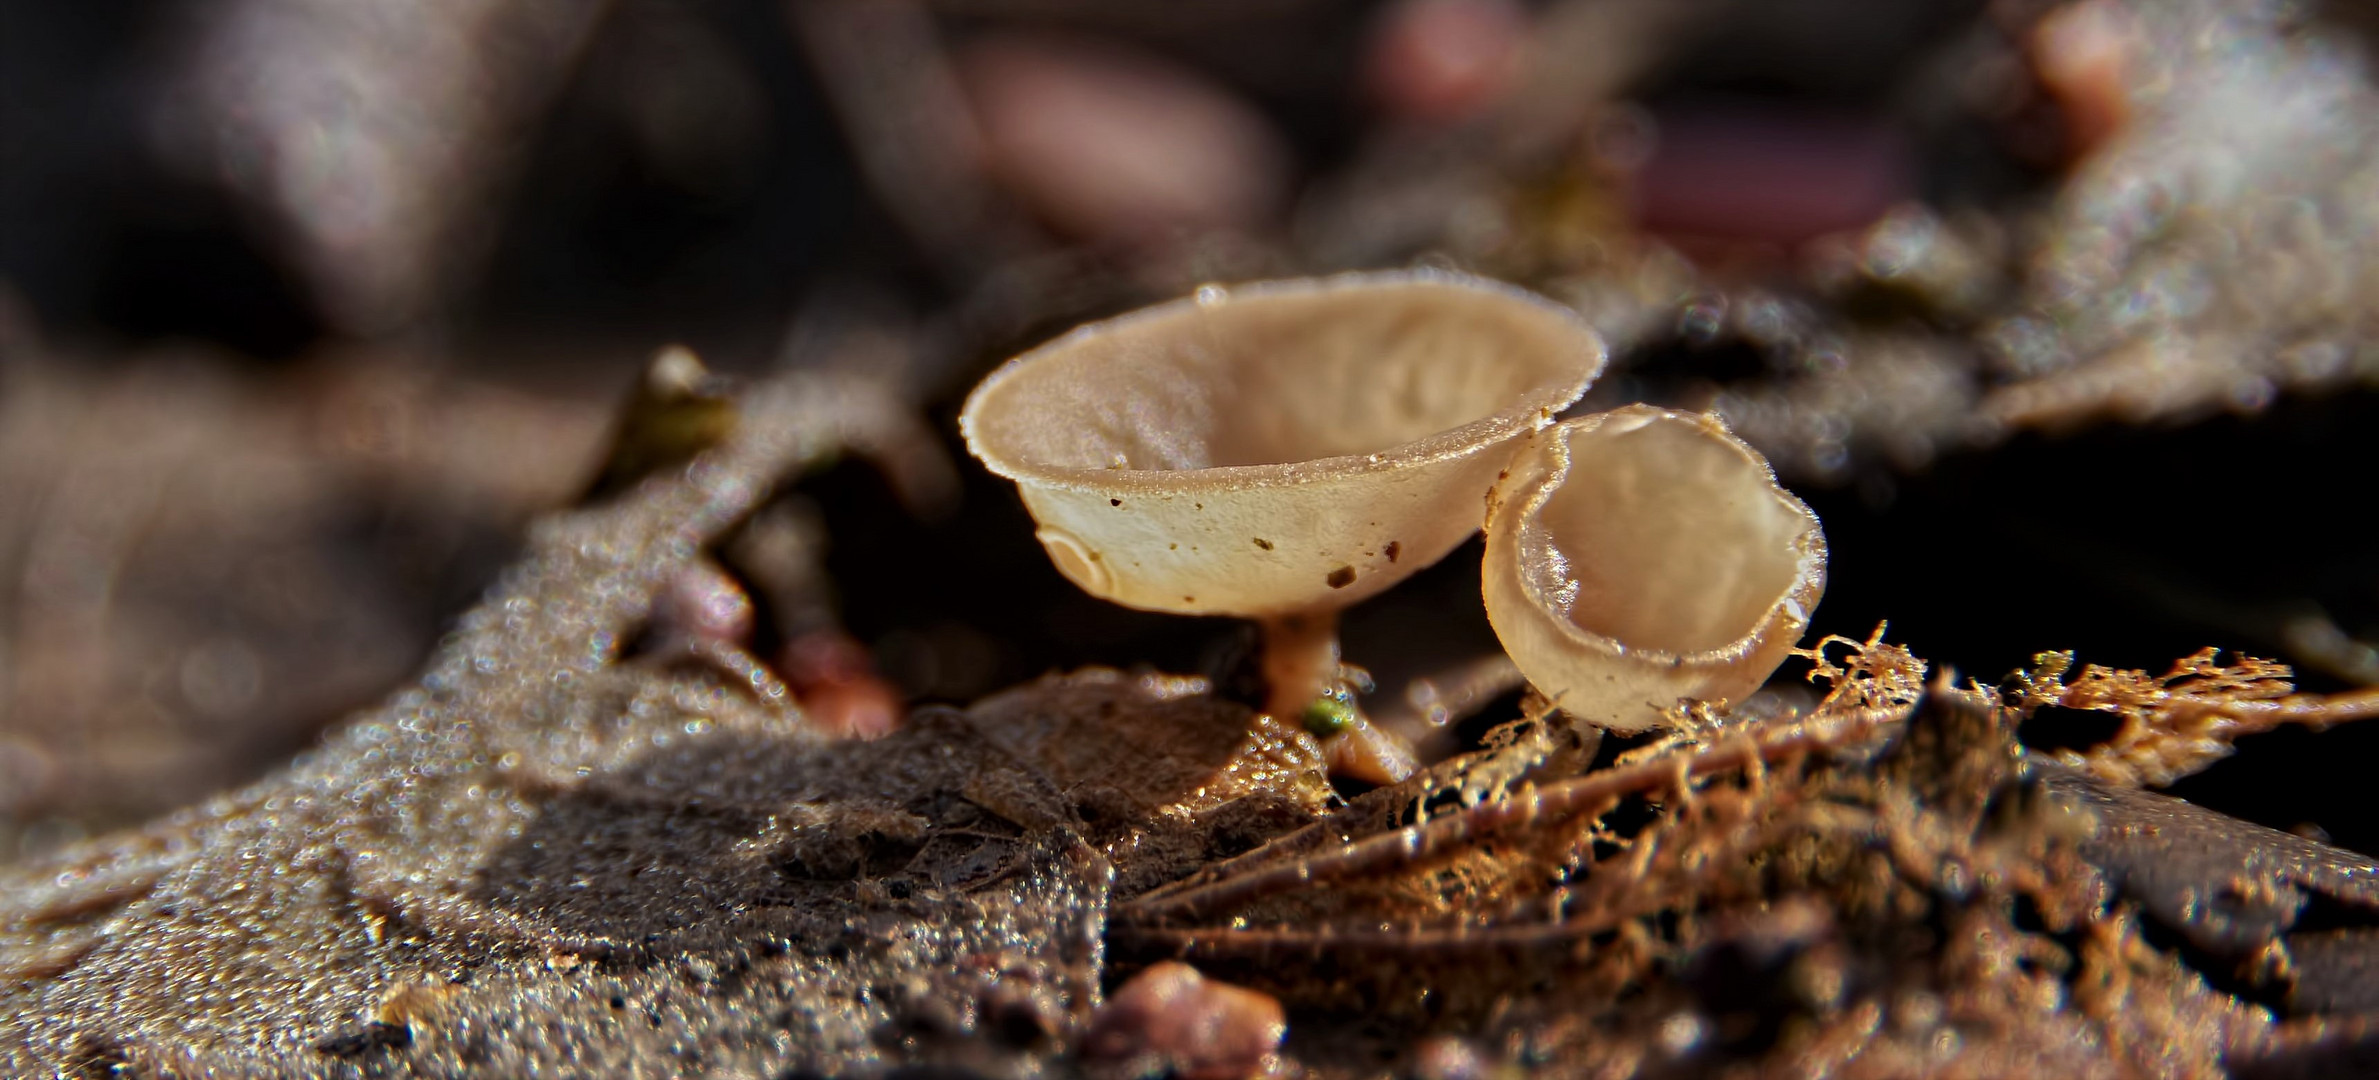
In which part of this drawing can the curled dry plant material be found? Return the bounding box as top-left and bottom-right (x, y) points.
(1104, 645), (2379, 1078)
(1109, 645), (2296, 1076)
(2007, 647), (2379, 788)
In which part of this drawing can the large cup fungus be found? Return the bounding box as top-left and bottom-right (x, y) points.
(1482, 406), (1826, 733)
(961, 271), (1604, 781)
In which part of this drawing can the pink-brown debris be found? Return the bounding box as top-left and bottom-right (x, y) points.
(1084, 960), (1286, 1080)
(781, 630), (903, 741)
(955, 33), (1291, 246)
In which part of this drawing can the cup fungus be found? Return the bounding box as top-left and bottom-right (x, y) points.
(1483, 405), (1826, 733)
(961, 271), (1604, 781)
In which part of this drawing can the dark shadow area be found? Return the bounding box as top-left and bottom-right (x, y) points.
(466, 0), (874, 361)
(1802, 388), (2379, 855)
(2016, 704), (2125, 755)
(469, 674), (1283, 946)
(808, 447), (1228, 705)
(1801, 389), (2379, 683)
(469, 711), (1067, 946)
(2166, 722), (2379, 860)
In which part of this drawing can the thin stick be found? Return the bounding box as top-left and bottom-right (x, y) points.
(1121, 702), (1908, 925)
(2168, 685), (2379, 728)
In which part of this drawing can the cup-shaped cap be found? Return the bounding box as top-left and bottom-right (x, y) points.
(961, 271), (1604, 617)
(1483, 406), (1826, 732)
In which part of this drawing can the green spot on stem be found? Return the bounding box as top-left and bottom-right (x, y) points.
(1301, 698), (1357, 737)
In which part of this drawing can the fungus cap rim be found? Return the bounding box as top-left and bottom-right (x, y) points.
(957, 268), (1606, 497)
(1497, 405), (1828, 668)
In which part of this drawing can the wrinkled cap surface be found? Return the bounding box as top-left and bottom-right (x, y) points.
(961, 271), (1604, 617)
(1483, 406), (1826, 732)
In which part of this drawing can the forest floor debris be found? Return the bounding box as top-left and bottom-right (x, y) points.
(9, 370), (2379, 1077)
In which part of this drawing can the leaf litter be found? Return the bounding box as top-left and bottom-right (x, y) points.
(7, 370), (2379, 1078)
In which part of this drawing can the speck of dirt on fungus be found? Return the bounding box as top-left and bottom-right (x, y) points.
(1253, 538), (1274, 550)
(1111, 498), (1122, 506)
(1327, 566), (1356, 588)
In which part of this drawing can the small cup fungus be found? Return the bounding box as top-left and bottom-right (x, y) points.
(1483, 405), (1826, 733)
(961, 271), (1604, 780)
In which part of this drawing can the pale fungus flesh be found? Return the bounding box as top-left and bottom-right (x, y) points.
(1483, 405), (1826, 733)
(960, 271), (1603, 618)
(960, 271), (1605, 779)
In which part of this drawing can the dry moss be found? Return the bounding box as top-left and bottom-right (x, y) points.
(2009, 648), (2379, 788)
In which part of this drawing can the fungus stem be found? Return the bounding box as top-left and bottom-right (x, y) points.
(1258, 611), (1417, 784)
(1259, 612), (1343, 723)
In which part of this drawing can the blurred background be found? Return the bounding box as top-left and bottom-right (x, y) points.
(6, 0), (2379, 862)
